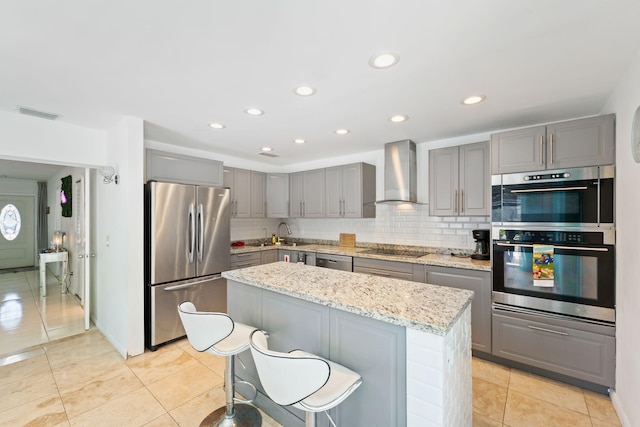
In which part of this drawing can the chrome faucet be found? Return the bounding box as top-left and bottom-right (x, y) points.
(262, 227), (268, 244)
(277, 222), (292, 243)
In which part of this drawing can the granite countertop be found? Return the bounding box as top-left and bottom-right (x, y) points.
(222, 262), (474, 336)
(230, 243), (491, 272)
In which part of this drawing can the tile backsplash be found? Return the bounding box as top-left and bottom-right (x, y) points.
(231, 203), (490, 251)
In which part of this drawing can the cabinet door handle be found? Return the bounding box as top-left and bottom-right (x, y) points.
(527, 325), (569, 336)
(549, 133), (554, 165)
(539, 136), (544, 166)
(454, 190), (458, 214)
(461, 189), (464, 213)
(303, 201), (306, 217)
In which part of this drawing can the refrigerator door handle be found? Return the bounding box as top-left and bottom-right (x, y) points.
(188, 203), (195, 264)
(197, 203), (204, 263)
(163, 274), (224, 291)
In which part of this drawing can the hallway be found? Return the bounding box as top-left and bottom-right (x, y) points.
(0, 267), (85, 357)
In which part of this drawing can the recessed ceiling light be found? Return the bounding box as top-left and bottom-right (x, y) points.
(294, 85), (316, 96)
(335, 129), (350, 135)
(261, 147), (273, 152)
(369, 52), (399, 69)
(208, 122), (225, 129)
(462, 95), (486, 105)
(389, 115), (409, 123)
(293, 139), (306, 144)
(245, 107), (264, 116)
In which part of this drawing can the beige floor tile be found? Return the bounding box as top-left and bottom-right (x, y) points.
(473, 376), (507, 424)
(0, 350), (50, 385)
(142, 413), (179, 426)
(59, 364), (144, 419)
(0, 394), (69, 427)
(44, 330), (117, 368)
(68, 387), (166, 427)
(474, 410), (503, 426)
(591, 418), (623, 427)
(126, 344), (201, 385)
(473, 357), (511, 387)
(168, 386), (227, 426)
(178, 340), (226, 376)
(584, 390), (621, 425)
(508, 369), (588, 415)
(0, 330), (49, 359)
(0, 370), (58, 413)
(52, 349), (127, 391)
(503, 389), (592, 427)
(147, 363), (223, 412)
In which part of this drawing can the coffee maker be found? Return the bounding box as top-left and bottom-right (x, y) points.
(471, 229), (490, 260)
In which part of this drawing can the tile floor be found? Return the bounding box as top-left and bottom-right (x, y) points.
(0, 269), (623, 426)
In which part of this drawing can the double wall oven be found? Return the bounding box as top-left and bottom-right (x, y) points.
(491, 166), (615, 324)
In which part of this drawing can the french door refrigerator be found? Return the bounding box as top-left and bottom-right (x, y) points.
(144, 181), (230, 350)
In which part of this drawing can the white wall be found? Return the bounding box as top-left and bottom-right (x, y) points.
(93, 117), (145, 357)
(600, 48), (640, 427)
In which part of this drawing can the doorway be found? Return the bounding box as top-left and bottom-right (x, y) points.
(0, 195), (35, 269)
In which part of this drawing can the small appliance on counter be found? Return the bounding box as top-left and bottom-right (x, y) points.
(471, 229), (490, 260)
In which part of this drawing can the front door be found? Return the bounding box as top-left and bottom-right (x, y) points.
(0, 195), (35, 269)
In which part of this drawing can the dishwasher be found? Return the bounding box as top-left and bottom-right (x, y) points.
(315, 253), (353, 271)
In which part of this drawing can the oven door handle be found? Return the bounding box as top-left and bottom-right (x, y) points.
(495, 242), (609, 252)
(510, 186), (588, 194)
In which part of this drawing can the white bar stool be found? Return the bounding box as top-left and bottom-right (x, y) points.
(249, 329), (362, 427)
(178, 301), (262, 427)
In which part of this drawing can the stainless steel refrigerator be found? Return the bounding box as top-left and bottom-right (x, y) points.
(144, 181), (230, 350)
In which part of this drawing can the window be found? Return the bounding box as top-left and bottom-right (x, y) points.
(0, 204), (21, 241)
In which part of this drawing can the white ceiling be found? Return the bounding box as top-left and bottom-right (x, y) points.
(1, 0), (640, 172)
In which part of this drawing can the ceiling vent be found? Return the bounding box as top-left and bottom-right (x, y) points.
(18, 106), (60, 121)
(258, 152), (279, 158)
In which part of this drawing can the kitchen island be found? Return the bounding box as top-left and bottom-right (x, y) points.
(223, 262), (474, 427)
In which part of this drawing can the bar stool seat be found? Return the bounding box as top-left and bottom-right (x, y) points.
(249, 330), (362, 427)
(178, 301), (262, 427)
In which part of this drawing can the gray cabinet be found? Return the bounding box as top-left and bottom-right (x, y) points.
(353, 257), (414, 281)
(424, 265), (492, 354)
(266, 173), (289, 218)
(325, 163), (376, 218)
(227, 281), (406, 427)
(229, 252), (261, 270)
(290, 169), (325, 218)
(145, 149), (224, 186)
(429, 142), (490, 216)
(250, 171), (266, 218)
(260, 250), (277, 265)
(491, 114), (615, 174)
(492, 305), (615, 387)
(224, 167), (251, 218)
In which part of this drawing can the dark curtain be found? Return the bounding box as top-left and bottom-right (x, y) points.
(61, 175), (72, 217)
(37, 181), (48, 250)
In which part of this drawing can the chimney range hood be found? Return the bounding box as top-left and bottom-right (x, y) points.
(378, 139), (417, 203)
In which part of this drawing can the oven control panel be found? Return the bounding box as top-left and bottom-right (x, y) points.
(498, 230), (604, 245)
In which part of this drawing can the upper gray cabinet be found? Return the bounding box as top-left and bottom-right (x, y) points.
(429, 142), (490, 216)
(250, 171), (267, 218)
(290, 169), (325, 218)
(266, 173), (289, 218)
(146, 149), (223, 186)
(491, 114), (615, 174)
(325, 163), (376, 218)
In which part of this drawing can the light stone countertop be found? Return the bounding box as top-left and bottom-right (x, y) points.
(230, 243), (491, 272)
(222, 261), (474, 336)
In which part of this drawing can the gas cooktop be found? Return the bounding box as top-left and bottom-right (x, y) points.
(359, 249), (429, 258)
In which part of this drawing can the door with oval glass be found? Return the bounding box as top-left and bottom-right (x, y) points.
(0, 195), (35, 269)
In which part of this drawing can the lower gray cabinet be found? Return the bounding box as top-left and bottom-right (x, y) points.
(229, 252), (261, 270)
(260, 249), (277, 265)
(227, 281), (406, 427)
(492, 305), (615, 387)
(424, 265), (492, 354)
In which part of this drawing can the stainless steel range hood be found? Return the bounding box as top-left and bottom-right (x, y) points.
(378, 139), (417, 203)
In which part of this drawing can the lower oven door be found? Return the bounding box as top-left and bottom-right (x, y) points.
(492, 242), (615, 322)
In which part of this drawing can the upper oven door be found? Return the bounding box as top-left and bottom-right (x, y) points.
(492, 167), (614, 227)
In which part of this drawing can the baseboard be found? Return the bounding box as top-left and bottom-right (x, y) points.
(610, 389), (631, 427)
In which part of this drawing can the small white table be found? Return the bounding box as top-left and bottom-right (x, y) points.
(39, 250), (68, 297)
